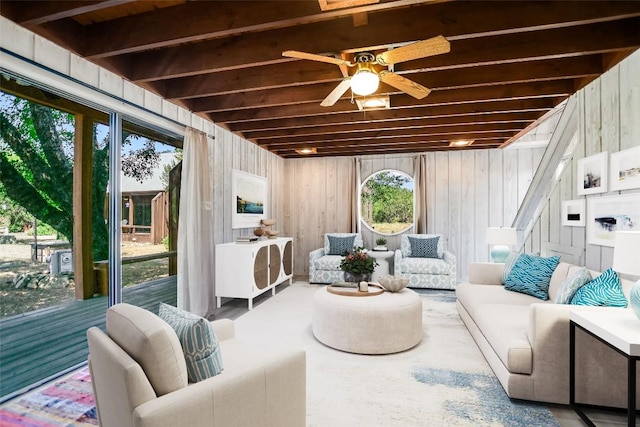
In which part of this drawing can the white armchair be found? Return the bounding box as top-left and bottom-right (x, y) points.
(87, 303), (306, 427)
(309, 233), (363, 284)
(394, 234), (457, 289)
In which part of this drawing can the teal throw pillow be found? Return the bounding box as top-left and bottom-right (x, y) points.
(408, 236), (440, 258)
(504, 254), (560, 300)
(159, 303), (224, 382)
(327, 235), (356, 255)
(553, 268), (592, 304)
(570, 268), (628, 307)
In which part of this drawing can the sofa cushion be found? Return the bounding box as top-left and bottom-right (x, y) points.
(401, 234), (443, 258)
(106, 303), (188, 396)
(473, 304), (533, 375)
(314, 255), (343, 270)
(159, 303), (224, 382)
(408, 235), (439, 258)
(553, 268), (592, 304)
(456, 282), (546, 319)
(504, 254), (560, 300)
(327, 235), (356, 255)
(570, 268), (628, 307)
(400, 257), (451, 275)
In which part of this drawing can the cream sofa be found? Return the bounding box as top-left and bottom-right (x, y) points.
(456, 261), (638, 408)
(87, 303), (306, 427)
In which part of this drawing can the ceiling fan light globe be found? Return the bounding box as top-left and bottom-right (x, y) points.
(350, 69), (379, 96)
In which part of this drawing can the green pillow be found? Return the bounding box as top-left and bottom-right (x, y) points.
(554, 268), (591, 304)
(504, 254), (560, 300)
(159, 303), (223, 382)
(570, 268), (628, 307)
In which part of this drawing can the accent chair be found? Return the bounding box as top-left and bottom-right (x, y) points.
(309, 233), (363, 284)
(87, 303), (306, 427)
(394, 233), (457, 289)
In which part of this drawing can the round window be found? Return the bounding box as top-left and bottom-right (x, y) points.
(360, 170), (414, 235)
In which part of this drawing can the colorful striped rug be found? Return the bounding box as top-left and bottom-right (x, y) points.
(0, 367), (97, 426)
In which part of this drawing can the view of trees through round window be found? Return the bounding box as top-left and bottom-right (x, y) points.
(360, 170), (414, 235)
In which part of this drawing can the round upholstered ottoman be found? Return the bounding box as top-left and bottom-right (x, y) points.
(312, 287), (423, 354)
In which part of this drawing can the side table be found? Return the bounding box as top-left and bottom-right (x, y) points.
(368, 250), (394, 282)
(570, 308), (640, 427)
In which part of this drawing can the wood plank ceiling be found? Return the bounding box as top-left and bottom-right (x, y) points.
(2, 1), (639, 158)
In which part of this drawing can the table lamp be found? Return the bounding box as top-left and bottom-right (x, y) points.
(612, 231), (640, 319)
(486, 227), (517, 263)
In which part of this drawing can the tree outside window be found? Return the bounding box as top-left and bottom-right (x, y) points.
(360, 170), (414, 235)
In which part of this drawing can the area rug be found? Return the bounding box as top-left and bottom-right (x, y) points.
(0, 283), (561, 427)
(234, 283), (560, 427)
(0, 368), (97, 426)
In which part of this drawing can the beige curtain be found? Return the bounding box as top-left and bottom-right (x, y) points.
(177, 127), (215, 317)
(414, 154), (428, 234)
(350, 157), (361, 233)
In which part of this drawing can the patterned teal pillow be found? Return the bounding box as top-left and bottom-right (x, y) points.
(553, 268), (591, 304)
(570, 268), (628, 307)
(504, 254), (560, 300)
(408, 236), (440, 258)
(159, 303), (223, 382)
(327, 235), (356, 255)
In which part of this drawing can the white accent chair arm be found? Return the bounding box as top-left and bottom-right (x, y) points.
(394, 249), (403, 276)
(210, 318), (234, 341)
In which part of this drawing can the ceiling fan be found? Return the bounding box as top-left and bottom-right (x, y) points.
(283, 35), (450, 107)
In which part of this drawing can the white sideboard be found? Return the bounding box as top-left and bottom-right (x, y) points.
(215, 237), (293, 310)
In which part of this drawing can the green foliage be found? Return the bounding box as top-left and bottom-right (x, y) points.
(361, 171), (414, 228)
(160, 149), (183, 191)
(162, 235), (170, 250)
(0, 188), (32, 232)
(376, 237), (387, 246)
(26, 221), (60, 237)
(0, 92), (164, 262)
(339, 247), (378, 275)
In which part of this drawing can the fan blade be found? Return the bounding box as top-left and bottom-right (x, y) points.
(283, 50), (351, 66)
(321, 79), (352, 107)
(379, 72), (431, 99)
(377, 35), (450, 65)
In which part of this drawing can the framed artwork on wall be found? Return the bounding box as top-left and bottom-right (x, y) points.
(231, 169), (267, 229)
(610, 146), (640, 191)
(587, 194), (640, 247)
(577, 152), (608, 196)
(561, 199), (585, 227)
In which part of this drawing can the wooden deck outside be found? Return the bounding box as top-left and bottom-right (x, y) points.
(0, 277), (177, 400)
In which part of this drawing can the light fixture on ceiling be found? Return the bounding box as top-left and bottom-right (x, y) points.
(350, 62), (379, 96)
(295, 147), (317, 155)
(355, 95), (390, 111)
(449, 140), (474, 148)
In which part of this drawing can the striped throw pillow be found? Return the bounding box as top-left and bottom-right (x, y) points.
(570, 268), (628, 307)
(408, 236), (440, 258)
(159, 303), (224, 382)
(504, 254), (560, 300)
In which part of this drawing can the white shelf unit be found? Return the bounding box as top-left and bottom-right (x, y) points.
(215, 237), (293, 310)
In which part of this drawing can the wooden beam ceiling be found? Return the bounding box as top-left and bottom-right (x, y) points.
(2, 0), (638, 158)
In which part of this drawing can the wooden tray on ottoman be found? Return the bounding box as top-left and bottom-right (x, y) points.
(327, 283), (384, 297)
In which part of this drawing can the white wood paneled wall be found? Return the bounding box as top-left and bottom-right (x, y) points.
(285, 148), (545, 282)
(524, 49), (640, 271)
(211, 127), (286, 246)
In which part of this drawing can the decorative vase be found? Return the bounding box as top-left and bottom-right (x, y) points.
(630, 281), (640, 320)
(344, 271), (370, 283)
